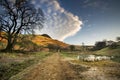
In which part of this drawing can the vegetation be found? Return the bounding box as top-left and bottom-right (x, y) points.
(69, 45), (75, 51)
(95, 46), (120, 56)
(41, 34), (51, 38)
(0, 52), (52, 80)
(94, 41), (106, 50)
(108, 43), (118, 49)
(0, 34), (68, 52)
(0, 0), (44, 52)
(17, 39), (39, 51)
(47, 44), (61, 52)
(0, 59), (35, 80)
(116, 37), (120, 42)
(61, 52), (78, 59)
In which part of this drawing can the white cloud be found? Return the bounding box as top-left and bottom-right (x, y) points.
(33, 0), (83, 41)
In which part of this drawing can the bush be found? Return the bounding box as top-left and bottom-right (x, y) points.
(69, 45), (75, 51)
(109, 43), (118, 49)
(17, 40), (39, 51)
(94, 41), (106, 50)
(47, 44), (61, 52)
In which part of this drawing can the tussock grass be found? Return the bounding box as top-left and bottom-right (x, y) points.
(0, 52), (52, 80)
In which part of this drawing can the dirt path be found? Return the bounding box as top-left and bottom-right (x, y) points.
(10, 53), (120, 80)
(70, 61), (120, 80)
(10, 53), (79, 80)
(80, 67), (108, 80)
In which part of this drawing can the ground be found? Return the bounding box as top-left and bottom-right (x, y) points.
(10, 53), (79, 80)
(9, 53), (120, 80)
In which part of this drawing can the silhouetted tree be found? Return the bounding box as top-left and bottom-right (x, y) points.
(109, 43), (117, 49)
(69, 45), (75, 51)
(116, 37), (120, 42)
(0, 0), (44, 52)
(94, 41), (106, 50)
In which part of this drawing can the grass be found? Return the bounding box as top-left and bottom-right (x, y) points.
(95, 47), (120, 56)
(61, 48), (120, 67)
(94, 46), (120, 63)
(60, 51), (78, 59)
(61, 51), (120, 80)
(0, 52), (52, 80)
(0, 59), (35, 80)
(71, 60), (119, 67)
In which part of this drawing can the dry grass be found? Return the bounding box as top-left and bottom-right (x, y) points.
(71, 60), (120, 67)
(0, 52), (52, 80)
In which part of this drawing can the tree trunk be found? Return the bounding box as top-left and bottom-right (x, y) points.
(4, 34), (14, 52)
(4, 36), (13, 52)
(5, 42), (13, 52)
(5, 34), (18, 52)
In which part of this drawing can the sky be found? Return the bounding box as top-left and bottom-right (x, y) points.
(34, 0), (82, 41)
(3, 0), (120, 45)
(32, 0), (120, 45)
(58, 0), (120, 45)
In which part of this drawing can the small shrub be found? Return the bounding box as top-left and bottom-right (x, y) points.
(109, 43), (118, 49)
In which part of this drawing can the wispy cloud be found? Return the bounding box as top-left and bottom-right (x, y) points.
(32, 0), (83, 41)
(83, 0), (109, 10)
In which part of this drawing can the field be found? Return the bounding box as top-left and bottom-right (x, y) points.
(0, 42), (120, 80)
(0, 52), (52, 80)
(61, 50), (120, 80)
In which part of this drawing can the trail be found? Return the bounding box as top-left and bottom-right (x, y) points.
(10, 53), (120, 80)
(10, 53), (79, 80)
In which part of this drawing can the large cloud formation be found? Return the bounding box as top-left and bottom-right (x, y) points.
(33, 0), (83, 41)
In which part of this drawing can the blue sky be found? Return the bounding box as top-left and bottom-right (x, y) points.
(3, 0), (119, 45)
(57, 0), (120, 45)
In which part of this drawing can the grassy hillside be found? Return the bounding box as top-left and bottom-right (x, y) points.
(95, 42), (120, 56)
(0, 34), (69, 51)
(31, 35), (68, 48)
(94, 42), (120, 62)
(95, 47), (120, 56)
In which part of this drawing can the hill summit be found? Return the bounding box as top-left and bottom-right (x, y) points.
(41, 34), (51, 39)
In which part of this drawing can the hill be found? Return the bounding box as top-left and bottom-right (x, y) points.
(95, 47), (120, 56)
(41, 34), (51, 39)
(95, 42), (120, 56)
(31, 35), (68, 48)
(0, 34), (69, 51)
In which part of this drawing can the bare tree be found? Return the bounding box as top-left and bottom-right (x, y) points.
(0, 0), (44, 52)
